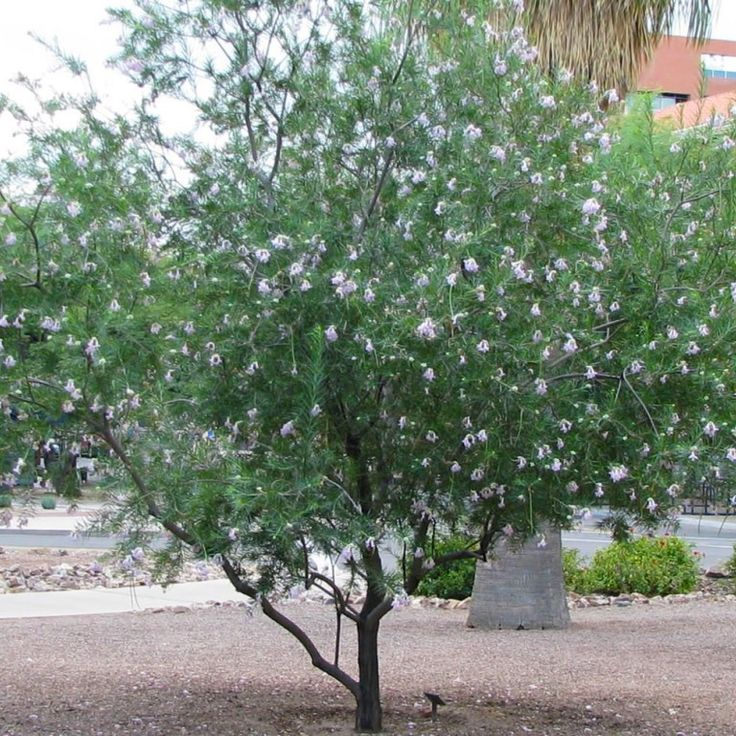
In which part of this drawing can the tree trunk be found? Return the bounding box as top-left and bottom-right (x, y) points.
(468, 522), (570, 630)
(355, 621), (382, 732)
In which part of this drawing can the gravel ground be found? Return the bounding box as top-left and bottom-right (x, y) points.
(1, 593), (735, 736)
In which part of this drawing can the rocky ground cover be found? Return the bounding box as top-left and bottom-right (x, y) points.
(1, 546), (734, 613)
(0, 546), (224, 595)
(2, 598), (735, 735)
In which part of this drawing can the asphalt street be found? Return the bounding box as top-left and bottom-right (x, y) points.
(2, 506), (735, 565)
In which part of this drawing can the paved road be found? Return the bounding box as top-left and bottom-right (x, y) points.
(0, 530), (118, 549)
(3, 506), (735, 565)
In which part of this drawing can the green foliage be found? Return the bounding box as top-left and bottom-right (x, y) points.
(416, 537), (477, 600)
(40, 494), (57, 510)
(4, 1), (736, 727)
(0, 494), (12, 508)
(725, 545), (736, 579)
(561, 547), (589, 592)
(581, 537), (699, 597)
(595, 511), (634, 543)
(48, 458), (81, 500)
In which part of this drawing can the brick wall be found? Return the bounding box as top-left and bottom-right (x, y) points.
(637, 36), (736, 99)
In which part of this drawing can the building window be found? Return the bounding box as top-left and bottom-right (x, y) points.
(651, 93), (689, 110)
(701, 54), (736, 80)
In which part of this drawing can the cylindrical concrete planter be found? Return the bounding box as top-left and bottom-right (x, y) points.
(467, 524), (570, 630)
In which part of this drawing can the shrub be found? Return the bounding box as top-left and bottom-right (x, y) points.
(40, 495), (57, 510)
(0, 494), (11, 508)
(562, 548), (590, 593)
(416, 537), (477, 600)
(584, 537), (699, 597)
(724, 545), (736, 579)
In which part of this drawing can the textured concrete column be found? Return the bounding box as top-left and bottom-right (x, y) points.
(467, 524), (570, 630)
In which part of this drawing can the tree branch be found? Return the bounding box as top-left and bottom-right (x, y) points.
(0, 185), (50, 289)
(621, 367), (658, 436)
(95, 418), (196, 546)
(221, 557), (360, 698)
(307, 571), (360, 623)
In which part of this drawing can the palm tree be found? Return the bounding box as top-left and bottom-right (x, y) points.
(524, 0), (716, 93)
(467, 1), (714, 631)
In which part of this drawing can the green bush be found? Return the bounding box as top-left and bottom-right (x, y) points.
(724, 545), (736, 579)
(583, 537), (699, 597)
(40, 495), (57, 510)
(416, 537), (477, 600)
(0, 493), (11, 508)
(562, 548), (589, 593)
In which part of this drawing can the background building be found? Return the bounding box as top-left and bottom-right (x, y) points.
(637, 35), (736, 110)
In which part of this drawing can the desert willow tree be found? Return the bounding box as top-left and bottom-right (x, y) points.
(3, 0), (736, 730)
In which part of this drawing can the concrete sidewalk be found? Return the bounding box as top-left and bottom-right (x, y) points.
(2, 502), (107, 532)
(0, 579), (244, 619)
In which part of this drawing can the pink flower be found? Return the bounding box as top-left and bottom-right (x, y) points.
(581, 198), (601, 216)
(703, 421), (718, 439)
(325, 325), (338, 342)
(608, 464), (628, 483)
(85, 337), (100, 357)
(416, 318), (437, 340)
(490, 145), (506, 162)
(562, 335), (578, 353)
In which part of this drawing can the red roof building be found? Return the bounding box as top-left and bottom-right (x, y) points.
(652, 90), (736, 127)
(636, 35), (736, 111)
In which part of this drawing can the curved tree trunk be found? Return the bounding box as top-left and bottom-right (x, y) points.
(355, 620), (382, 732)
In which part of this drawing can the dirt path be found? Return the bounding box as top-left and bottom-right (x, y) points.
(1, 599), (734, 735)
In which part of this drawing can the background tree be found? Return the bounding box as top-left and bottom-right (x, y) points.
(2, 1), (736, 731)
(524, 0), (715, 93)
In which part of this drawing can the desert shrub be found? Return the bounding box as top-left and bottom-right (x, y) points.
(40, 495), (57, 510)
(416, 538), (477, 600)
(562, 548), (590, 593)
(584, 537), (699, 597)
(0, 494), (12, 508)
(49, 458), (81, 499)
(724, 545), (736, 579)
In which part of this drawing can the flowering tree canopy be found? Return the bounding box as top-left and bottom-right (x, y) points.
(2, 0), (736, 730)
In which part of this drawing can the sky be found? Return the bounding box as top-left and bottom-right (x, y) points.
(1, 0), (736, 154)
